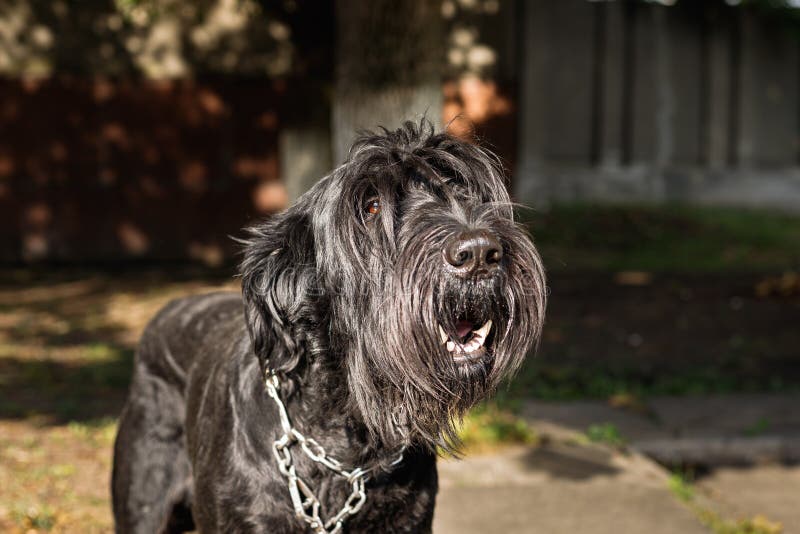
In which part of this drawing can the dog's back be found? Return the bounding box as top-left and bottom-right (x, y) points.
(111, 292), (243, 533)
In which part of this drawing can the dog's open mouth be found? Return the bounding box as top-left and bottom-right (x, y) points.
(438, 319), (493, 363)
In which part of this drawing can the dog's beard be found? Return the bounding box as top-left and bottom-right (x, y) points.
(240, 120), (547, 467)
(343, 219), (545, 454)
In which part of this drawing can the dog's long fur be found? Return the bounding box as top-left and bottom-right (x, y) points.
(112, 120), (546, 533)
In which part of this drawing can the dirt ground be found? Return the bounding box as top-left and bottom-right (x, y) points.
(526, 272), (800, 400)
(0, 269), (797, 532)
(0, 270), (237, 532)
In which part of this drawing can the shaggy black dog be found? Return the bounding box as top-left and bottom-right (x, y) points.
(111, 120), (546, 533)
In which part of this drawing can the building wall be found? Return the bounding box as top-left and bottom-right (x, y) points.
(0, 0), (292, 263)
(516, 0), (800, 211)
(0, 78), (284, 263)
(6, 1), (800, 263)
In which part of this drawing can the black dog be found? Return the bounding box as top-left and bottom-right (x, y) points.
(111, 120), (546, 533)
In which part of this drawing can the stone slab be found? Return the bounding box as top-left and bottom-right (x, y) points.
(434, 445), (706, 534)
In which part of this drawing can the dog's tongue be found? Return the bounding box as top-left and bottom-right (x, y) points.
(455, 320), (473, 340)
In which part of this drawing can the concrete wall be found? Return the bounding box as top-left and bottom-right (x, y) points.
(516, 1), (800, 211)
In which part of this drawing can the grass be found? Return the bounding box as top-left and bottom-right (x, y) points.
(505, 204), (800, 402)
(10, 505), (57, 531)
(668, 472), (696, 502)
(502, 361), (800, 403)
(526, 204), (800, 273)
(667, 470), (784, 534)
(456, 402), (537, 454)
(743, 418), (771, 437)
(0, 418), (119, 532)
(585, 423), (626, 449)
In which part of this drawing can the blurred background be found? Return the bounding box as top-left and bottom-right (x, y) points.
(1, 0), (799, 532)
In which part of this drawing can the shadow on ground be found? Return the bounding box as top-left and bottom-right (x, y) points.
(0, 268), (236, 424)
(518, 441), (621, 480)
(0, 355), (133, 422)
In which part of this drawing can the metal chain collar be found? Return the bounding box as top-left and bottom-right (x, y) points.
(264, 372), (403, 534)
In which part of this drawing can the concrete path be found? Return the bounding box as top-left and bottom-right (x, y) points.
(698, 465), (800, 531)
(522, 393), (800, 531)
(433, 443), (706, 534)
(434, 393), (800, 533)
(523, 393), (800, 465)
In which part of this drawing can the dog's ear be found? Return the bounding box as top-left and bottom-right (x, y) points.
(240, 208), (320, 375)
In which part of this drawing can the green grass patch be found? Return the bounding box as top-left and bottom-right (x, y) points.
(524, 204), (800, 273)
(504, 361), (800, 402)
(698, 512), (784, 534)
(586, 423), (626, 449)
(667, 470), (784, 534)
(67, 417), (118, 445)
(743, 417), (771, 437)
(667, 471), (695, 502)
(11, 504), (58, 531)
(85, 342), (122, 361)
(456, 402), (537, 453)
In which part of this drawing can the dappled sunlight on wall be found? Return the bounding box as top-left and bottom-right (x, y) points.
(441, 0), (519, 173)
(0, 77), (285, 263)
(0, 0), (293, 78)
(443, 77), (517, 172)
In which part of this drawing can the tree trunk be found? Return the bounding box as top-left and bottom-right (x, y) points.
(280, 82), (333, 202)
(333, 0), (444, 164)
(277, 1), (335, 202)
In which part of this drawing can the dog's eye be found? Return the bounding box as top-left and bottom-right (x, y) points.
(365, 199), (381, 216)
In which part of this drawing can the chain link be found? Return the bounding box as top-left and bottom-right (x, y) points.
(265, 372), (402, 534)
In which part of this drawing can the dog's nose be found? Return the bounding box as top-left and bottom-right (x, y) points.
(444, 230), (503, 278)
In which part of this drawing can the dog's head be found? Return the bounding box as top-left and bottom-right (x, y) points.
(241, 120), (546, 452)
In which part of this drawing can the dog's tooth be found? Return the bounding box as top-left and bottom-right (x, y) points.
(463, 332), (487, 353)
(438, 324), (449, 344)
(446, 341), (455, 352)
(473, 320), (493, 338)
